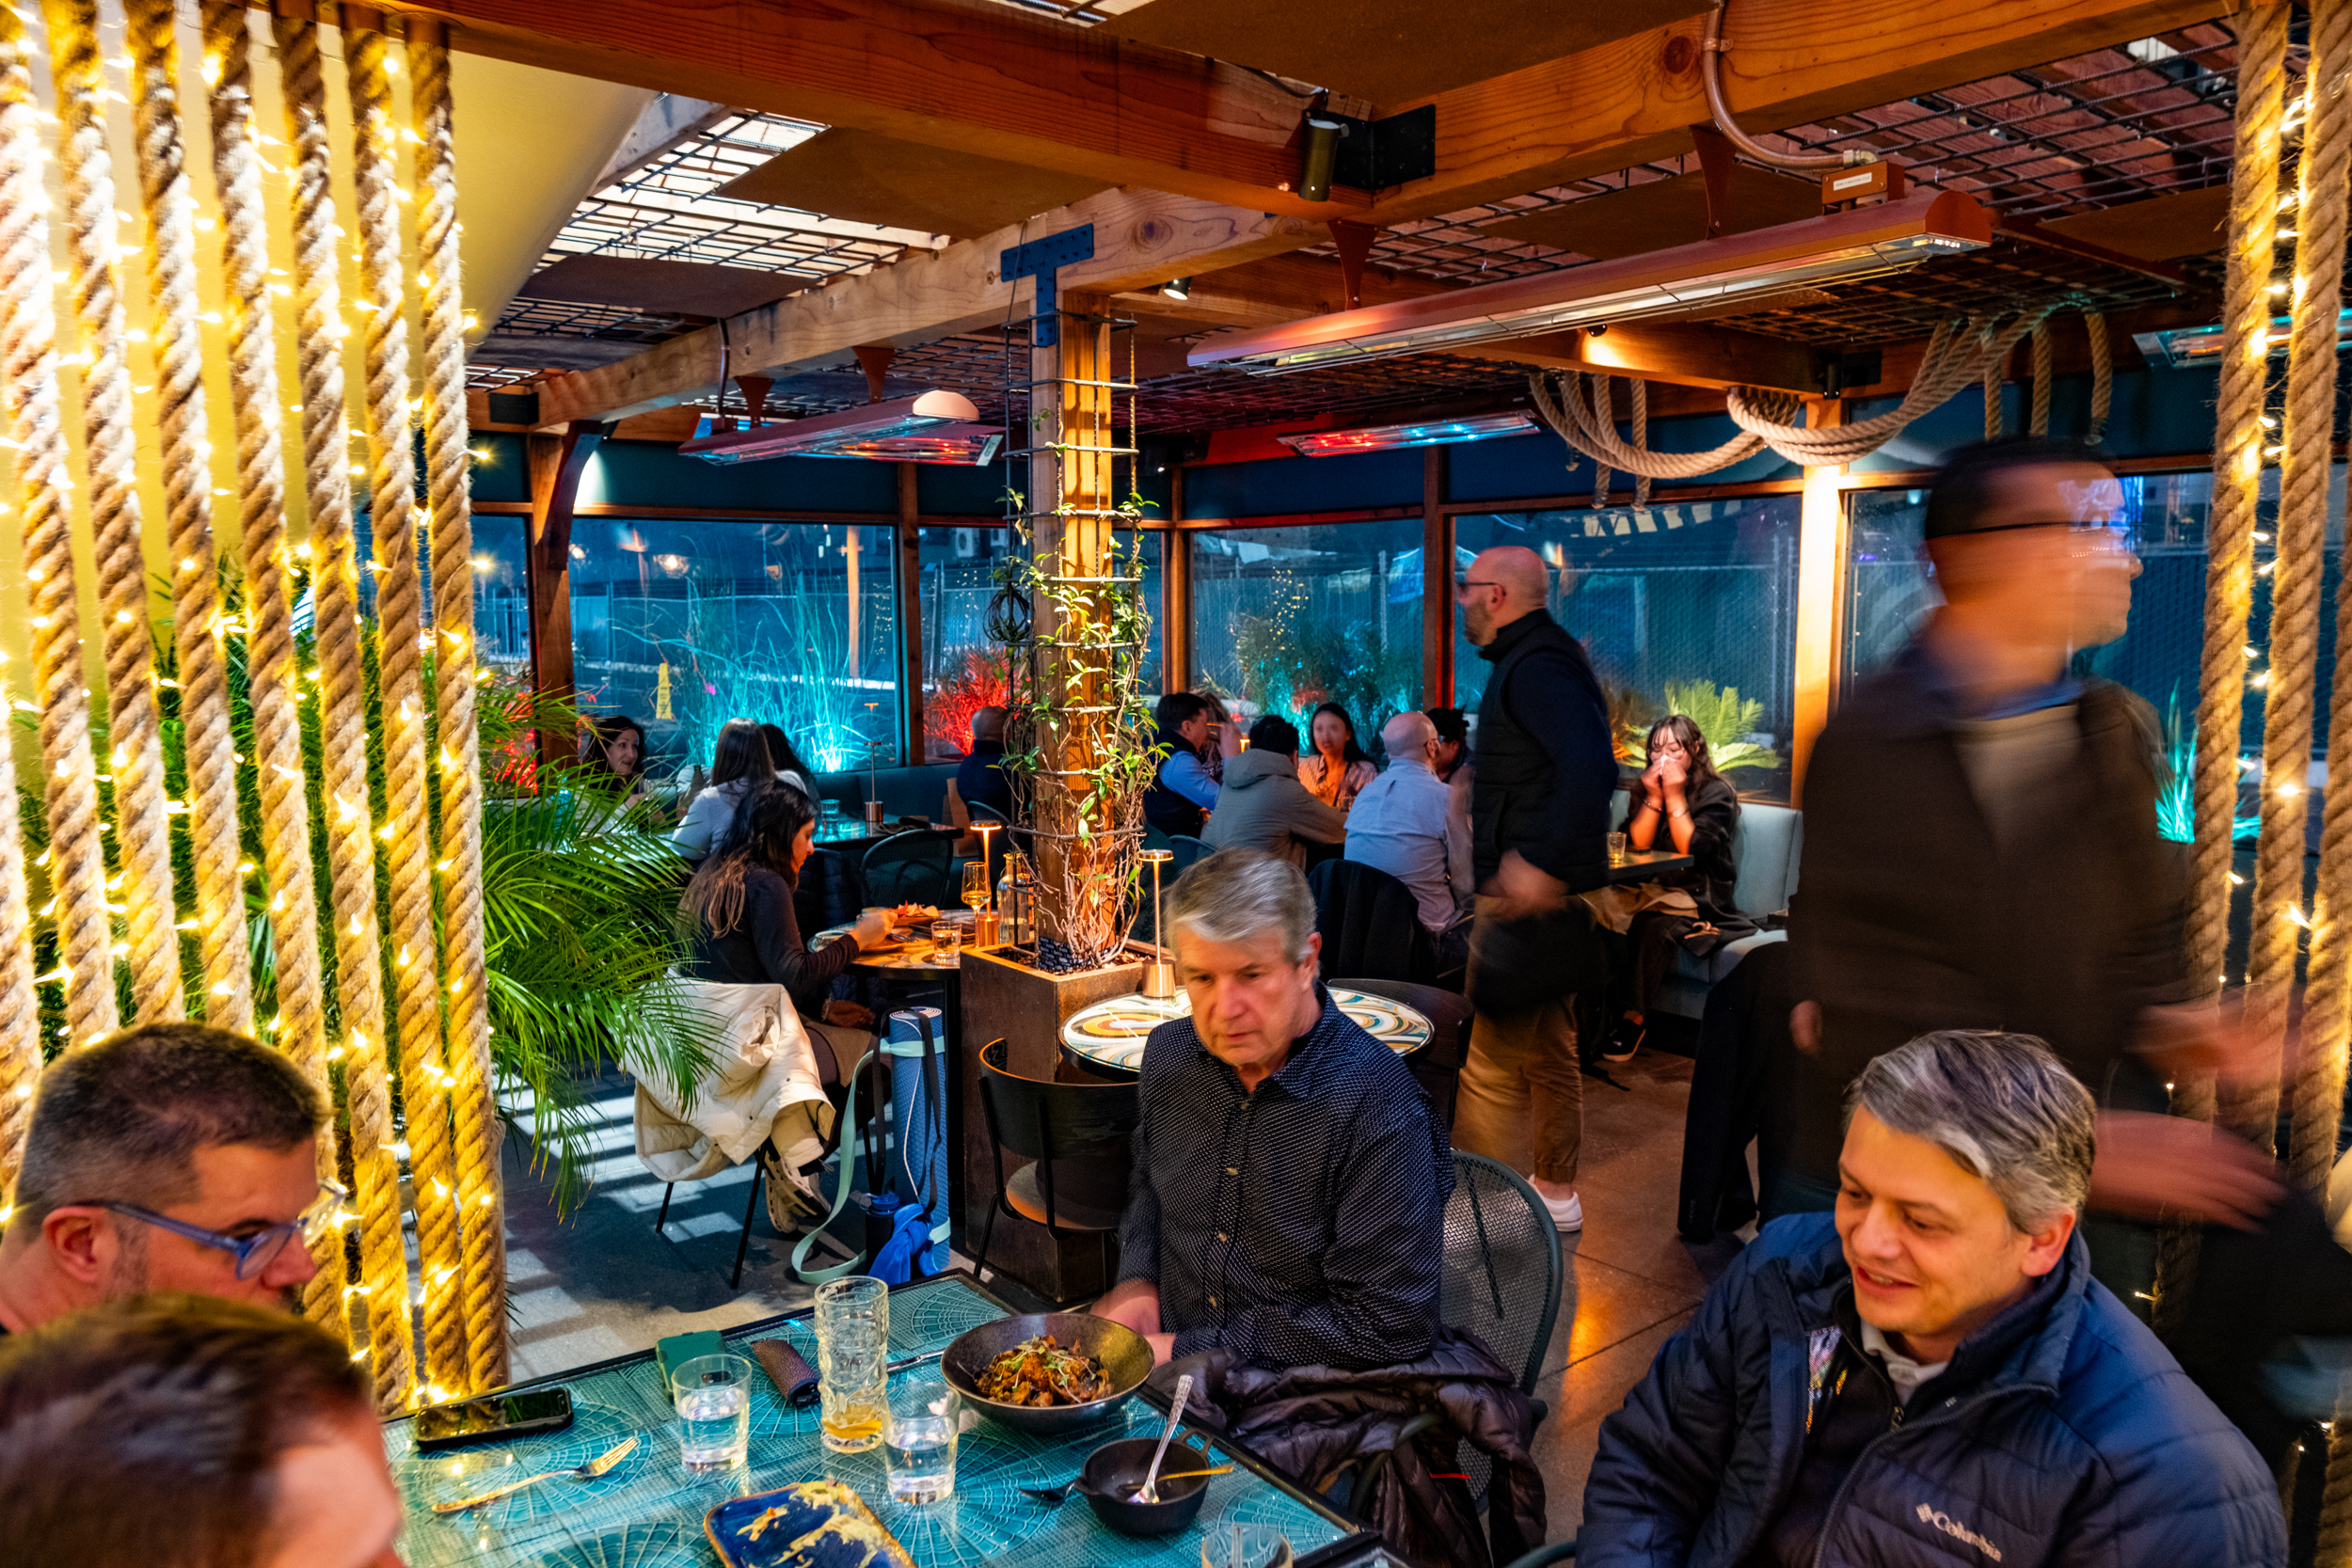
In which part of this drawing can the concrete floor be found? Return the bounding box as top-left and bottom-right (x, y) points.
(496, 1049), (1741, 1545)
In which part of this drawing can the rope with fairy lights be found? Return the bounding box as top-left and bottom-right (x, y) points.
(410, 17), (507, 1393)
(3, 6), (114, 1050)
(0, 651), (31, 1194)
(0, 18), (37, 1188)
(45, 0), (183, 1025)
(125, 0), (248, 1037)
(201, 0), (342, 1334)
(347, 14), (467, 1399)
(275, 6), (411, 1411)
(2236, 0), (2351, 1162)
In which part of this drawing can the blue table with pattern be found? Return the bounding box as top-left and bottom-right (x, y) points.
(384, 1273), (1374, 1568)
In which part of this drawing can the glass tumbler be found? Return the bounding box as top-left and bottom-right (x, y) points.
(1201, 1523), (1293, 1568)
(1607, 831), (1629, 866)
(882, 1380), (961, 1504)
(814, 1275), (890, 1452)
(930, 922), (961, 962)
(672, 1353), (754, 1471)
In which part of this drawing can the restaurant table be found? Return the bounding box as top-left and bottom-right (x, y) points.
(1058, 986), (1433, 1080)
(811, 815), (935, 857)
(383, 1272), (1375, 1568)
(1604, 848), (1692, 883)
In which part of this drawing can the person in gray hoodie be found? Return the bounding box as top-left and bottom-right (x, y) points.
(1202, 716), (1347, 867)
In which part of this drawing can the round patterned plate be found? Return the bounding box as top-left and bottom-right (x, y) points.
(1060, 986), (1429, 1072)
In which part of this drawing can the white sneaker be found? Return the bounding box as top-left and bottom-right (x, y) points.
(1543, 1191), (1584, 1233)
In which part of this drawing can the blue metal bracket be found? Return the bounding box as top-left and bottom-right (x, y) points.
(999, 224), (1096, 347)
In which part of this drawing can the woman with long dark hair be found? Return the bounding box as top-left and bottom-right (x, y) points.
(579, 713), (649, 802)
(757, 721), (821, 801)
(1594, 714), (1744, 1060)
(671, 719), (772, 863)
(1296, 701), (1377, 812)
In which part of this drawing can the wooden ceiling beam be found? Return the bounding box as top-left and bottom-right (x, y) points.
(535, 188), (1319, 424)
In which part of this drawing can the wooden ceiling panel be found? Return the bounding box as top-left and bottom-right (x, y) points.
(519, 255), (799, 317)
(713, 128), (1108, 240)
(2038, 184), (2230, 261)
(1096, 0), (1715, 106)
(1483, 168), (1827, 261)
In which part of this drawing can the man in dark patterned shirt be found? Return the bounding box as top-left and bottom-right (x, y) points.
(1094, 849), (1454, 1370)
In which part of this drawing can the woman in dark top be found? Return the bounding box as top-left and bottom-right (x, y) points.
(1601, 715), (1742, 1060)
(680, 782), (889, 1017)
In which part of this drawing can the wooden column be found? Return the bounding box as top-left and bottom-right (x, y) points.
(1789, 398), (1849, 803)
(898, 461), (925, 763)
(1422, 444), (1453, 705)
(1160, 465), (1188, 693)
(524, 420), (609, 771)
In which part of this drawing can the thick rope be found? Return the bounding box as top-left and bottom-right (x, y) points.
(2029, 322), (2055, 436)
(42, 0), (180, 1025)
(1983, 342), (2003, 438)
(0, 656), (37, 1195)
(276, 9), (410, 1413)
(348, 17), (465, 1401)
(1630, 378), (1651, 509)
(2239, 0), (2351, 1162)
(410, 18), (506, 1393)
(123, 0), (246, 1035)
(1529, 371), (1782, 479)
(1726, 311), (2053, 467)
(2319, 1422), (2352, 1568)
(1591, 380), (1611, 509)
(1, 5), (113, 1048)
(2085, 310), (2113, 447)
(199, 0), (342, 1335)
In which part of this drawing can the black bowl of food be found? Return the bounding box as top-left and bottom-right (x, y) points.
(939, 1313), (1152, 1436)
(1077, 1435), (1213, 1536)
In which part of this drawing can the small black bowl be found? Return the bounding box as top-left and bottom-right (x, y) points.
(1077, 1435), (1213, 1536)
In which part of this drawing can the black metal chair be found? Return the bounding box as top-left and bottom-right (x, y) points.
(1309, 858), (1438, 985)
(1337, 976), (1470, 1132)
(974, 1037), (1140, 1304)
(862, 828), (961, 907)
(1167, 832), (1210, 872)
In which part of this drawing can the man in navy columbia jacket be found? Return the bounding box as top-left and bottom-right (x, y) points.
(1582, 1030), (2283, 1568)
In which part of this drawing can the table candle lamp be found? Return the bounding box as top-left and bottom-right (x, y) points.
(1139, 848), (1176, 1000)
(970, 820), (1001, 945)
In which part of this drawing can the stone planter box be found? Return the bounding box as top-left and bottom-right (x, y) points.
(956, 944), (1142, 1304)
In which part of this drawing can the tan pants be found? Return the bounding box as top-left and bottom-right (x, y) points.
(1454, 998), (1583, 1187)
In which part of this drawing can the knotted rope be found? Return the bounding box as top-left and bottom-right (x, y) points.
(2237, 0), (2351, 1161)
(124, 0), (246, 1035)
(43, 0), (181, 1025)
(2, 5), (113, 1048)
(1529, 370), (1786, 478)
(0, 656), (36, 1194)
(200, 0), (342, 1335)
(410, 17), (506, 1392)
(2157, 5), (2292, 1337)
(276, 8), (410, 1412)
(347, 16), (466, 1399)
(1724, 310), (2054, 467)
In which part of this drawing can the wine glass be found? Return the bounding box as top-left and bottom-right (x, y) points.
(961, 861), (992, 913)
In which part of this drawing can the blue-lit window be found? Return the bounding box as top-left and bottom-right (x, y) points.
(569, 518), (899, 774)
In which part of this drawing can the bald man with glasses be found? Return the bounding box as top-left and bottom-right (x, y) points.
(0, 1022), (338, 1333)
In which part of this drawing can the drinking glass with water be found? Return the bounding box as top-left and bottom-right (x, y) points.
(672, 1354), (754, 1471)
(882, 1380), (961, 1504)
(815, 1275), (890, 1453)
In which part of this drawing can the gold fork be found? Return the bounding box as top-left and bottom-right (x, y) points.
(430, 1434), (640, 1514)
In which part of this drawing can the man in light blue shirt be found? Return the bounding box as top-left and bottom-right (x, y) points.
(1346, 712), (1470, 968)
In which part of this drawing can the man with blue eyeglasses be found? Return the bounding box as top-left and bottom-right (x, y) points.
(0, 1022), (337, 1333)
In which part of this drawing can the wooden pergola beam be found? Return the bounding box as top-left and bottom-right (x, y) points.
(508, 0), (2221, 421)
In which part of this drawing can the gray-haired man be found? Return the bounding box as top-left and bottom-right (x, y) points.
(1581, 1030), (2284, 1568)
(1092, 848), (1453, 1370)
(0, 1022), (338, 1333)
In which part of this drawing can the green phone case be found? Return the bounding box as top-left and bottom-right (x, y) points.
(654, 1330), (726, 1393)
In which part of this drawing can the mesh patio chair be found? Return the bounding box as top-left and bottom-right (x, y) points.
(861, 828), (961, 907)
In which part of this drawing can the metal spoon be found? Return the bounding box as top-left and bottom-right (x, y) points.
(430, 1434), (640, 1513)
(1018, 1465), (1232, 1504)
(1136, 1373), (1193, 1504)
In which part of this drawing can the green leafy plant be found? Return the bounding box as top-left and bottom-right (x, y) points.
(1659, 679), (1782, 773)
(2156, 689), (2259, 847)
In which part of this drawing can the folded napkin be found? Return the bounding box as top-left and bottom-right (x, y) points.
(754, 1338), (820, 1408)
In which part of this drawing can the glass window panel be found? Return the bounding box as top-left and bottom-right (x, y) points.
(1189, 518), (1426, 745)
(914, 525), (1164, 761)
(1844, 467), (2345, 797)
(469, 515), (532, 677)
(1454, 497), (1802, 801)
(569, 517), (899, 773)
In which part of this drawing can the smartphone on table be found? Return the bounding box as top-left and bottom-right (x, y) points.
(411, 1387), (575, 1451)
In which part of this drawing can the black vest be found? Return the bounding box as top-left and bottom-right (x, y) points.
(1143, 728), (1208, 838)
(1470, 610), (1606, 888)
